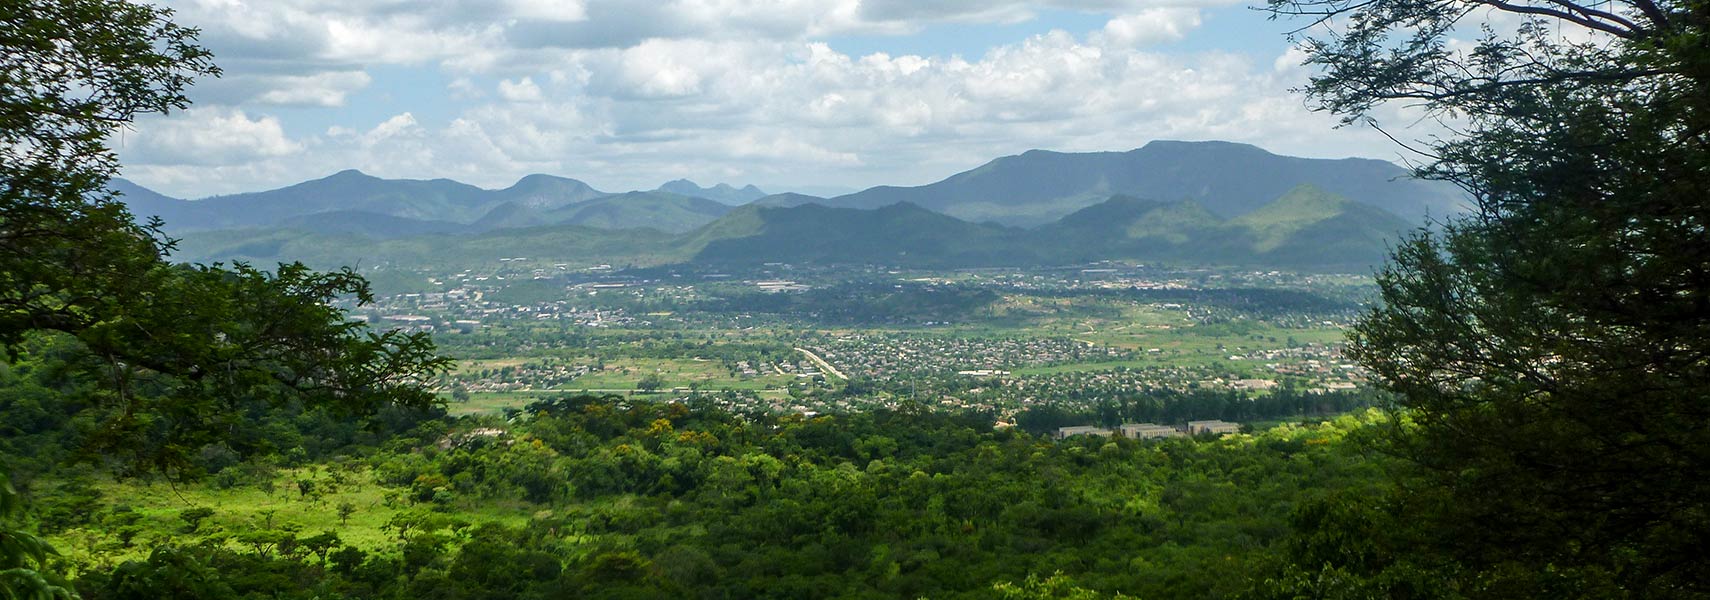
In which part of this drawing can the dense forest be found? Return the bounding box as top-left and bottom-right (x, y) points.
(7, 388), (1393, 599)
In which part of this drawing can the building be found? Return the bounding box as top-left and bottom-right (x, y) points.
(1186, 420), (1241, 435)
(1054, 425), (1114, 440)
(1119, 423), (1184, 439)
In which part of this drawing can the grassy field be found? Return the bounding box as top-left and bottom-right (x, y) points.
(46, 467), (536, 572)
(445, 391), (558, 415)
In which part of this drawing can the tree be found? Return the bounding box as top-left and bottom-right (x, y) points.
(1268, 0), (1710, 593)
(1, 0), (450, 475)
(1, 0), (214, 349)
(0, 472), (72, 599)
(636, 373), (665, 394)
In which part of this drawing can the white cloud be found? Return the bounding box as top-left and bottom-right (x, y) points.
(121, 108), (301, 167)
(252, 71), (373, 106)
(506, 0), (589, 22)
(1273, 45), (1309, 72)
(497, 77), (546, 102)
(120, 1), (1420, 197)
(1098, 8), (1203, 47)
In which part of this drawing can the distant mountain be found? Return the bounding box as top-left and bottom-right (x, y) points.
(172, 185), (1413, 272)
(112, 171), (730, 235)
(114, 140), (1462, 239)
(821, 140), (1464, 226)
(656, 179), (767, 205)
(467, 201), (550, 232)
(692, 203), (1028, 267)
(109, 178), (197, 227)
(133, 140), (1441, 268)
(1231, 185), (1416, 269)
(117, 170), (509, 231)
(279, 210), (466, 238)
(686, 184), (1412, 270)
(173, 225), (673, 273)
(497, 174), (608, 210)
(1037, 185), (1412, 269)
(1035, 196), (1237, 264)
(750, 193), (828, 208)
(545, 191), (733, 233)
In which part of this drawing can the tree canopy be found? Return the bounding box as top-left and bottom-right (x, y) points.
(2, 0), (449, 475)
(1268, 0), (1710, 594)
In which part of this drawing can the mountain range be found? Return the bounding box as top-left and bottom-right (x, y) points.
(171, 183), (1415, 273)
(118, 170), (764, 236)
(120, 140), (1458, 272)
(773, 140), (1463, 225)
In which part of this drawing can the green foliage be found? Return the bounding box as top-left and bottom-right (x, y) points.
(21, 399), (1396, 599)
(993, 573), (1128, 599)
(2, 0), (451, 475)
(0, 0), (214, 351)
(1269, 0), (1710, 593)
(1, 472), (72, 600)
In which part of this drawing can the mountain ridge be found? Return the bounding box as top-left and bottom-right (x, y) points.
(113, 140), (1463, 238)
(822, 140), (1462, 225)
(174, 186), (1413, 273)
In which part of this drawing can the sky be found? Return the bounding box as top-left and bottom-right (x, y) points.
(116, 0), (1423, 199)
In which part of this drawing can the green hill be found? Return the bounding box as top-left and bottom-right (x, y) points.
(656, 179), (767, 205)
(1241, 186), (1415, 269)
(823, 140), (1464, 225)
(692, 202), (1032, 267)
(172, 224), (680, 273)
(547, 191), (733, 233)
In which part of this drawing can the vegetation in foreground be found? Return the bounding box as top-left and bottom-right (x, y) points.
(16, 395), (1391, 599)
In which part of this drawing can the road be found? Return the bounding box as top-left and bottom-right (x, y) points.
(794, 347), (848, 380)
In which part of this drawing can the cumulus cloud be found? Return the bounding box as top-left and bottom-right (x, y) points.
(1098, 8), (1203, 47)
(122, 108), (301, 167)
(252, 71), (373, 106)
(497, 77), (546, 102)
(122, 1), (1417, 197)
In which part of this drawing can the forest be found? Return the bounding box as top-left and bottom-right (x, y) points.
(7, 385), (1394, 599)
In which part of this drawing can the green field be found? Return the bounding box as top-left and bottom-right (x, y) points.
(48, 468), (537, 571)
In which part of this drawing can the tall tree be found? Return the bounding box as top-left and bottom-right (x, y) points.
(1, 1), (449, 470)
(1267, 0), (1710, 594)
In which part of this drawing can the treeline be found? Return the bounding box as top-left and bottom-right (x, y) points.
(1013, 387), (1383, 434)
(0, 334), (445, 487)
(1029, 286), (1367, 322)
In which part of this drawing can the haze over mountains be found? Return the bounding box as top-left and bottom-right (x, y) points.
(121, 141), (1459, 272)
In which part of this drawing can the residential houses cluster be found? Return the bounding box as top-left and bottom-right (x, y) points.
(1053, 419), (1242, 440)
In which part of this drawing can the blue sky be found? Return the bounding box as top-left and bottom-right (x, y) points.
(120, 1), (1410, 198)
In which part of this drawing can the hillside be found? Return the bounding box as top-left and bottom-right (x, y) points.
(1237, 185), (1415, 269)
(172, 224), (680, 272)
(692, 202), (1032, 267)
(823, 140), (1463, 225)
(165, 169), (495, 229)
(118, 172), (744, 236)
(656, 179), (767, 205)
(546, 191), (733, 233)
(750, 192), (828, 208)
